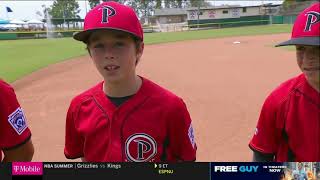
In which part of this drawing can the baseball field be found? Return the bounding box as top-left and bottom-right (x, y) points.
(1, 24), (299, 161)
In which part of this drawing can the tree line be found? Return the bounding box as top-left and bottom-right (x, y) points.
(40, 0), (208, 20)
(42, 0), (309, 20)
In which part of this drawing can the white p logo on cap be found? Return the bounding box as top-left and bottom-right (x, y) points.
(101, 6), (116, 23)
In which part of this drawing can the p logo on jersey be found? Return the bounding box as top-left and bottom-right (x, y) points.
(125, 133), (157, 162)
(8, 107), (27, 135)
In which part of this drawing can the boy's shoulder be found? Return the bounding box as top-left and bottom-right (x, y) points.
(0, 79), (12, 92)
(69, 77), (186, 109)
(268, 73), (306, 104)
(143, 77), (183, 103)
(0, 79), (15, 99)
(69, 81), (103, 107)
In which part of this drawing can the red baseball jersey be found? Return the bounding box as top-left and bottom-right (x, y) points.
(64, 77), (197, 162)
(0, 80), (31, 161)
(249, 74), (320, 161)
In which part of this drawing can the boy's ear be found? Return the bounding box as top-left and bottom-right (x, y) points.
(139, 42), (144, 54)
(136, 42), (144, 65)
(86, 46), (92, 57)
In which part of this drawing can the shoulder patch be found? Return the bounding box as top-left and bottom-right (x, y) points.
(188, 124), (195, 149)
(8, 107), (27, 135)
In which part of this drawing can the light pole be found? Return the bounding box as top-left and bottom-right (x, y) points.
(197, 1), (200, 29)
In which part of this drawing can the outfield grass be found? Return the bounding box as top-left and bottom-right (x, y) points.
(279, 46), (296, 51)
(0, 38), (87, 82)
(0, 24), (292, 82)
(144, 24), (292, 44)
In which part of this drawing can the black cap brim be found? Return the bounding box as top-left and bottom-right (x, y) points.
(275, 37), (320, 47)
(73, 29), (94, 43)
(73, 28), (142, 43)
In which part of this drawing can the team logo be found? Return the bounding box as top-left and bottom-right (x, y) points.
(304, 11), (320, 32)
(101, 6), (116, 23)
(125, 133), (157, 162)
(8, 107), (27, 135)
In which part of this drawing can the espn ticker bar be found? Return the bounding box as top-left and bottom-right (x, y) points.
(1, 162), (319, 180)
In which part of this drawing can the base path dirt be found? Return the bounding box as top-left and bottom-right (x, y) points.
(13, 33), (300, 162)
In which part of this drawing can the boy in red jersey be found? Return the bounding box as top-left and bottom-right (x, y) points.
(249, 2), (320, 162)
(0, 80), (34, 162)
(64, 1), (196, 162)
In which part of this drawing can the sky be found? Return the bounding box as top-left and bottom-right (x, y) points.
(0, 0), (284, 21)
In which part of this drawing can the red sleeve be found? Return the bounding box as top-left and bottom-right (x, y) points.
(166, 98), (197, 162)
(64, 99), (84, 159)
(0, 81), (31, 150)
(249, 94), (283, 154)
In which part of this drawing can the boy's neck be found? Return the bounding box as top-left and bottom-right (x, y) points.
(309, 82), (320, 92)
(103, 75), (142, 97)
(306, 78), (320, 93)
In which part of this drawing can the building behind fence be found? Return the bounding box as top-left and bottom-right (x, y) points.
(148, 1), (317, 32)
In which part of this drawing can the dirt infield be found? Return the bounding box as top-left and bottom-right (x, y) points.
(13, 33), (300, 162)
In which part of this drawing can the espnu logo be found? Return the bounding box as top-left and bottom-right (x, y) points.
(214, 165), (259, 173)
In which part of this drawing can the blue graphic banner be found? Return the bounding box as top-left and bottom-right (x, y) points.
(210, 162), (285, 180)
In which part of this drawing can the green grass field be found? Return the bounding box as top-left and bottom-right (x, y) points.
(0, 24), (292, 82)
(144, 24), (292, 44)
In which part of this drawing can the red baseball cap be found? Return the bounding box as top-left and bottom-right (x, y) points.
(276, 2), (320, 47)
(73, 1), (143, 43)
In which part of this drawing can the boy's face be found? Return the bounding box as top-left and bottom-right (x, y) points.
(87, 29), (143, 84)
(296, 45), (320, 84)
